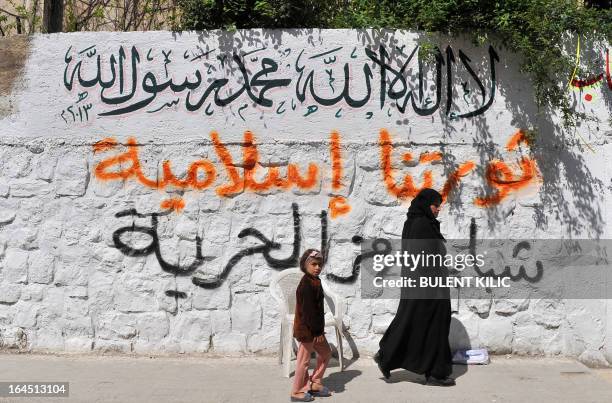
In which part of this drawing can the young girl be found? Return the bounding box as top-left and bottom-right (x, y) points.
(290, 249), (332, 402)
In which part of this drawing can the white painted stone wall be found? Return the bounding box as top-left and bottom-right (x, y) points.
(0, 30), (611, 366)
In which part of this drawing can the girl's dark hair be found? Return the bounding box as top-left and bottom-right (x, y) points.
(299, 248), (323, 273)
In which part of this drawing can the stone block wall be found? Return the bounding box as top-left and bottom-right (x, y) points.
(0, 30), (611, 366)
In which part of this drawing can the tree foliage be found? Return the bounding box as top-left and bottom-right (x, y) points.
(0, 0), (178, 35)
(177, 0), (335, 30)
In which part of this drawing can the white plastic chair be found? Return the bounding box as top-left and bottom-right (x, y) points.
(270, 268), (345, 378)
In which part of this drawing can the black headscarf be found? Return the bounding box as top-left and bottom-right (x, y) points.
(403, 188), (445, 240)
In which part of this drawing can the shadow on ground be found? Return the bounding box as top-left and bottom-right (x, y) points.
(323, 369), (362, 393)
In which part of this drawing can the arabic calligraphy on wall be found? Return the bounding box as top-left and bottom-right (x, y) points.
(112, 203), (544, 294)
(61, 41), (500, 123)
(93, 129), (541, 212)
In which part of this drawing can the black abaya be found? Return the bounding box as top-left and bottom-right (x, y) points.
(377, 189), (452, 379)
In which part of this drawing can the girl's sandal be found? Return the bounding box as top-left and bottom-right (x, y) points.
(309, 381), (332, 397)
(290, 391), (315, 402)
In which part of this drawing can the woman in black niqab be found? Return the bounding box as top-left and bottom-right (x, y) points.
(374, 188), (455, 386)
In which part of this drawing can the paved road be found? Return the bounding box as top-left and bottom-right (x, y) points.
(0, 353), (610, 402)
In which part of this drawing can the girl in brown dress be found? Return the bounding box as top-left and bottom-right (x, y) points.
(291, 249), (333, 401)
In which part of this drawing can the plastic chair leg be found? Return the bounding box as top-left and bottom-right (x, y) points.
(278, 322), (284, 365)
(283, 326), (293, 378)
(335, 326), (344, 371)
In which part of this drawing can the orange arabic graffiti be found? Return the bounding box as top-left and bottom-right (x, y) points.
(94, 137), (158, 187)
(418, 151), (443, 164)
(474, 130), (540, 207)
(209, 131), (243, 195)
(330, 130), (343, 191)
(329, 196), (351, 219)
(505, 129), (529, 152)
(439, 161), (477, 201)
(380, 129), (432, 198)
(93, 137), (118, 153)
(94, 131), (320, 197)
(161, 197), (186, 212)
(379, 128), (539, 205)
(212, 130), (320, 196)
(162, 160), (216, 190)
(93, 128), (542, 213)
(380, 129), (476, 201)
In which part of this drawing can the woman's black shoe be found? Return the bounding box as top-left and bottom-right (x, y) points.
(373, 352), (390, 379)
(426, 376), (456, 386)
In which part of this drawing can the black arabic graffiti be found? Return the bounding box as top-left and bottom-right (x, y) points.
(193, 203), (302, 288)
(61, 90), (92, 124)
(62, 43), (500, 120)
(325, 236), (393, 284)
(111, 207), (541, 301)
(468, 218), (544, 283)
(194, 204), (332, 288)
(365, 44), (499, 118)
(296, 48), (374, 108)
(63, 45), (291, 116)
(112, 208), (209, 274)
(112, 203), (334, 291)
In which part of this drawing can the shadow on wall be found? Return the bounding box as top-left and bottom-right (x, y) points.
(487, 36), (608, 237)
(353, 29), (609, 237)
(497, 36), (608, 237)
(576, 38), (612, 128)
